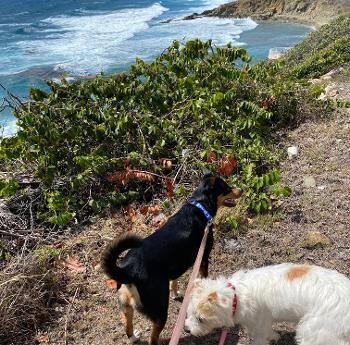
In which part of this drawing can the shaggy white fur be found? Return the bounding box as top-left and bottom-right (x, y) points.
(185, 263), (350, 345)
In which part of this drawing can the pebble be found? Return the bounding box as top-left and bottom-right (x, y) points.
(287, 146), (298, 159)
(224, 238), (242, 252)
(303, 176), (316, 188)
(301, 231), (332, 249)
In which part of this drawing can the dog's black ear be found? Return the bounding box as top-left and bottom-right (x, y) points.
(202, 170), (216, 187)
(202, 167), (213, 178)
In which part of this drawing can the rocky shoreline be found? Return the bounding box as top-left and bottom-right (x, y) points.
(184, 0), (350, 27)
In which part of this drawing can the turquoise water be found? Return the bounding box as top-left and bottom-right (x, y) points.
(0, 0), (312, 136)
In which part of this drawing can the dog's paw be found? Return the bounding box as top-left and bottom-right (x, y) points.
(269, 331), (280, 343)
(129, 330), (141, 344)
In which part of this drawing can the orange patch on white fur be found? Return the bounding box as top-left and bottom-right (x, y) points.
(287, 266), (311, 281)
(197, 292), (218, 316)
(208, 292), (218, 302)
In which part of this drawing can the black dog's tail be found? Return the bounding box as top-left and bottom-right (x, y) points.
(101, 234), (143, 286)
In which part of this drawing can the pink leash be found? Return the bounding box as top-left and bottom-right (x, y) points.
(218, 328), (229, 345)
(169, 224), (209, 345)
(169, 224), (236, 345)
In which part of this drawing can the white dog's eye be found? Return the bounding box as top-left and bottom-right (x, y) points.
(196, 316), (204, 323)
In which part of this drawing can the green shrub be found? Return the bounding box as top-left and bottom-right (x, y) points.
(285, 16), (350, 67)
(293, 35), (350, 78)
(0, 39), (313, 225)
(0, 178), (19, 198)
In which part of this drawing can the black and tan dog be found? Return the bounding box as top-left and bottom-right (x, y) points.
(101, 173), (242, 345)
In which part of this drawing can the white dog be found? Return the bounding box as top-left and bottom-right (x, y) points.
(185, 263), (350, 345)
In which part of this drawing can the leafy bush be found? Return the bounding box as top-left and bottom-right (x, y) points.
(292, 35), (350, 78)
(0, 39), (312, 226)
(0, 178), (19, 198)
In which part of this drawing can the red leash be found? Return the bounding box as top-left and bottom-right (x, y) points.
(169, 224), (210, 345)
(218, 282), (237, 345)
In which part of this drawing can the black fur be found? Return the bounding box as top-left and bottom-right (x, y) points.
(101, 174), (238, 334)
(101, 234), (143, 286)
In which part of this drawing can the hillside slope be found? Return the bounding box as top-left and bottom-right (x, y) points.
(27, 71), (350, 345)
(186, 0), (350, 26)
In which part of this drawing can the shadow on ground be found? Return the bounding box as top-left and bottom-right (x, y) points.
(161, 327), (239, 345)
(160, 328), (297, 345)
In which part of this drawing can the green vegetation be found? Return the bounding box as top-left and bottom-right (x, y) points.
(5, 13), (349, 227)
(33, 246), (62, 272)
(0, 242), (11, 262)
(284, 16), (350, 78)
(0, 178), (18, 198)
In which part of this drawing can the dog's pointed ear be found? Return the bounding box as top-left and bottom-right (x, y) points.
(202, 169), (216, 187)
(202, 167), (212, 176)
(207, 292), (218, 303)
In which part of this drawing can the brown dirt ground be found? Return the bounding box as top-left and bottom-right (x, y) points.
(4, 72), (350, 345)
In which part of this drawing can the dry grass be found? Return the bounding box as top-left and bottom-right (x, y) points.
(0, 252), (64, 345)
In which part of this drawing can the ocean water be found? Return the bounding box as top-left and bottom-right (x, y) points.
(0, 0), (312, 136)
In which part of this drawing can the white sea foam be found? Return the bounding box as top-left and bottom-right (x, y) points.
(191, 0), (236, 13)
(136, 16), (257, 58)
(15, 3), (168, 75)
(11, 1), (255, 77)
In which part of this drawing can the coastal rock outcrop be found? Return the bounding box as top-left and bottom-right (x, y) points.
(184, 0), (350, 26)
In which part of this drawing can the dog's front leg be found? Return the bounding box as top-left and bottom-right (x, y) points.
(145, 278), (169, 345)
(170, 280), (181, 299)
(249, 313), (274, 345)
(267, 329), (280, 343)
(251, 329), (275, 345)
(149, 319), (166, 345)
(199, 227), (213, 278)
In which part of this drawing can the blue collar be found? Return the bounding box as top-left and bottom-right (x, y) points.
(189, 200), (213, 224)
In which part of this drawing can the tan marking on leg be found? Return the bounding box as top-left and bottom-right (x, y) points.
(170, 280), (179, 299)
(149, 320), (165, 345)
(118, 284), (141, 339)
(118, 285), (134, 338)
(123, 305), (134, 338)
(287, 265), (311, 281)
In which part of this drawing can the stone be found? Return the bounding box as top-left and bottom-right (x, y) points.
(303, 176), (316, 187)
(301, 231), (332, 249)
(224, 238), (242, 252)
(287, 146), (298, 159)
(329, 89), (339, 97)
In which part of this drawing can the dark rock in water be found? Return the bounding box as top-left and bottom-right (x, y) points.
(13, 65), (65, 80)
(183, 12), (200, 20)
(160, 18), (173, 24)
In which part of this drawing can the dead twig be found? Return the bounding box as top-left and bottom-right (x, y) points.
(64, 287), (79, 345)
